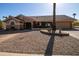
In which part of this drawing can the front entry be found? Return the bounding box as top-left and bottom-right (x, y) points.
(10, 21), (16, 30)
(10, 26), (15, 30)
(24, 22), (32, 29)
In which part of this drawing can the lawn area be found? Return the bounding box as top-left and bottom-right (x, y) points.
(0, 30), (79, 55)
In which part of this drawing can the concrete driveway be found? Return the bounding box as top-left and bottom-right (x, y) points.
(0, 34), (19, 43)
(0, 30), (79, 55)
(63, 28), (79, 40)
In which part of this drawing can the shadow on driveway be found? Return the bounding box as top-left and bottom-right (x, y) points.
(44, 31), (55, 56)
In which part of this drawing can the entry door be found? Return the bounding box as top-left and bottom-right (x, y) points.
(25, 22), (31, 29)
(10, 22), (15, 30)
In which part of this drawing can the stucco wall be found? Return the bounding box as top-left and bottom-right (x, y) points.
(56, 21), (73, 29)
(4, 15), (74, 30)
(5, 19), (21, 30)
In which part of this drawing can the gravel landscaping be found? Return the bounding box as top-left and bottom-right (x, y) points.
(0, 30), (79, 55)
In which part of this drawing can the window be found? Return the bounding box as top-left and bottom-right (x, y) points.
(11, 22), (15, 25)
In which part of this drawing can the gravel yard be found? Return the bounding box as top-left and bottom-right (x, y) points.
(0, 30), (79, 55)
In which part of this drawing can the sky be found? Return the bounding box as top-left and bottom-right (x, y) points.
(56, 3), (79, 19)
(0, 3), (79, 20)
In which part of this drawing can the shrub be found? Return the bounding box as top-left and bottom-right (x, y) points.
(72, 21), (79, 26)
(0, 20), (3, 30)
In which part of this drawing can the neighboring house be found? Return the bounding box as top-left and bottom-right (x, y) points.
(3, 15), (76, 30)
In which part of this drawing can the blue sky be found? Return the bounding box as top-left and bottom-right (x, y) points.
(56, 3), (79, 19)
(0, 3), (53, 20)
(0, 3), (79, 20)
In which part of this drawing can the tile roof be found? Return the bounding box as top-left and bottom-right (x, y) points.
(3, 15), (77, 22)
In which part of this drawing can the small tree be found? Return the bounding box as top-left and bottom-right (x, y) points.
(0, 19), (3, 30)
(73, 21), (79, 26)
(73, 13), (76, 19)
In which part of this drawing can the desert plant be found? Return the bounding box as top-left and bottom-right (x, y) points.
(0, 19), (3, 30)
(73, 13), (76, 19)
(72, 21), (79, 26)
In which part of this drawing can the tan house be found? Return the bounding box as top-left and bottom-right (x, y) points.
(3, 15), (76, 30)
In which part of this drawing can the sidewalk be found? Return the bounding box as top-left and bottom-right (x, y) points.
(63, 30), (79, 40)
(0, 52), (42, 56)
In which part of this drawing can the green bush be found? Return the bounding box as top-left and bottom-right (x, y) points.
(72, 21), (79, 26)
(0, 20), (3, 30)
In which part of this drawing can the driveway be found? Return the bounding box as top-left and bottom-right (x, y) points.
(0, 34), (19, 43)
(0, 30), (79, 55)
(63, 28), (79, 39)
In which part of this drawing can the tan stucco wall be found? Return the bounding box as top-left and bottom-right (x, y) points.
(5, 20), (73, 30)
(5, 19), (21, 30)
(2, 22), (6, 30)
(56, 21), (73, 29)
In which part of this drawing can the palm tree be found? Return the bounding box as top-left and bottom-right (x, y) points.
(3, 16), (7, 19)
(73, 13), (76, 19)
(52, 3), (56, 32)
(44, 3), (56, 56)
